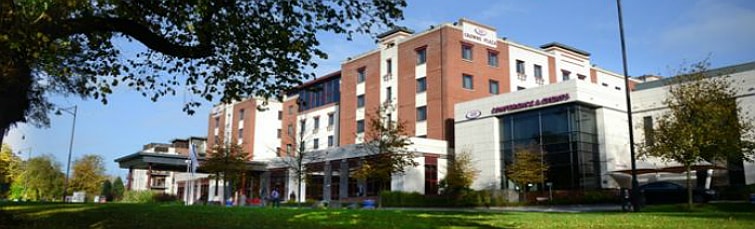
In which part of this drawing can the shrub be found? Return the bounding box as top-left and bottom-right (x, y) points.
(717, 184), (755, 201)
(380, 190), (510, 207)
(121, 190), (181, 204)
(122, 190), (155, 203)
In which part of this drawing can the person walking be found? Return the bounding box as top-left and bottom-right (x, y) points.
(271, 188), (281, 208)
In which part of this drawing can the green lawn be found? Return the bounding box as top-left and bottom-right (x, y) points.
(1, 202), (753, 229)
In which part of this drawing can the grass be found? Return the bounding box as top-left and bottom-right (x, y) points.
(1, 202), (753, 229)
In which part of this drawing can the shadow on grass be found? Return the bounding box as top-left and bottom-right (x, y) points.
(1, 203), (515, 229)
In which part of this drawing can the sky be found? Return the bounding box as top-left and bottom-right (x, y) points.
(5, 0), (755, 179)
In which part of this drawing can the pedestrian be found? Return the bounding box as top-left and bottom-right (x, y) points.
(271, 188), (281, 208)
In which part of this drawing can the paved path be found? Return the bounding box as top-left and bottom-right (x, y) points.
(383, 204), (623, 213)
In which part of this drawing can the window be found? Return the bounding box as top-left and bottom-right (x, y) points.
(328, 135), (334, 147)
(288, 105), (294, 114)
(287, 124), (293, 136)
(578, 74), (587, 80)
(277, 129), (281, 138)
(214, 117), (220, 128)
(562, 70), (571, 81)
(489, 80), (499, 95)
(239, 109), (245, 121)
(517, 86), (526, 91)
(385, 87), (392, 102)
(356, 120), (365, 133)
(300, 119), (306, 133)
(416, 47), (427, 65)
(416, 106), (427, 121)
(416, 77), (427, 93)
(286, 144), (292, 155)
(534, 65), (543, 78)
(357, 95), (365, 108)
(276, 147), (281, 155)
(357, 68), (366, 83)
(461, 44), (473, 60)
(516, 60), (525, 74)
(313, 138), (319, 149)
(328, 113), (335, 126)
(643, 116), (654, 146)
(488, 51), (498, 67)
(297, 76), (341, 112)
(313, 116), (320, 130)
(277, 111), (282, 120)
(602, 83), (609, 87)
(615, 86), (622, 91)
(462, 74), (474, 89)
(386, 59), (392, 74)
(238, 128), (243, 139)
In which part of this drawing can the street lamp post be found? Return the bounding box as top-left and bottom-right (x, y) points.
(616, 0), (640, 212)
(57, 105), (78, 202)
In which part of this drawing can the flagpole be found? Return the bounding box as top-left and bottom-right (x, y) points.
(184, 159), (190, 206)
(189, 169), (195, 205)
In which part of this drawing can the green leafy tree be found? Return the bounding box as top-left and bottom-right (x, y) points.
(100, 179), (112, 201)
(640, 61), (755, 208)
(440, 148), (479, 197)
(505, 144), (549, 201)
(69, 154), (106, 201)
(0, 0), (406, 144)
(0, 144), (23, 198)
(12, 154), (64, 200)
(200, 143), (248, 203)
(353, 104), (418, 199)
(111, 176), (125, 201)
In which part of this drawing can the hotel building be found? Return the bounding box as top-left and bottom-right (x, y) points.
(118, 18), (754, 203)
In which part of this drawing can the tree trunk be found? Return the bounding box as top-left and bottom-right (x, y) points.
(686, 164), (693, 209)
(0, 60), (33, 139)
(214, 173), (219, 202)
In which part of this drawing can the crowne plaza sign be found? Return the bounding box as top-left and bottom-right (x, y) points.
(491, 94), (570, 114)
(462, 23), (497, 48)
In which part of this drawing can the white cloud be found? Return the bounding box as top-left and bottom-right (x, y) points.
(659, 0), (755, 55)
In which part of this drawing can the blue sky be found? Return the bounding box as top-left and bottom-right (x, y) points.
(6, 0), (755, 179)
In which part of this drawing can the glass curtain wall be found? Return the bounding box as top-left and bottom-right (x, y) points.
(499, 103), (600, 190)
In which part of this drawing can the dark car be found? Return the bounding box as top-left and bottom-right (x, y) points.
(640, 181), (716, 204)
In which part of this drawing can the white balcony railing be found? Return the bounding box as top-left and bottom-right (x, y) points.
(517, 72), (527, 81)
(383, 73), (392, 82)
(535, 77), (544, 85)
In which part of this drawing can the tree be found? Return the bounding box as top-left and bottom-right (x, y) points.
(640, 61), (755, 208)
(505, 144), (548, 201)
(100, 179), (112, 201)
(0, 144), (23, 198)
(12, 154), (64, 200)
(278, 116), (327, 206)
(111, 176), (125, 201)
(440, 149), (479, 197)
(0, 0), (407, 144)
(70, 154), (106, 201)
(353, 104), (418, 197)
(200, 143), (248, 204)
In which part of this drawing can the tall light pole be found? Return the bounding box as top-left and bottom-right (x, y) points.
(616, 0), (640, 212)
(56, 105), (77, 202)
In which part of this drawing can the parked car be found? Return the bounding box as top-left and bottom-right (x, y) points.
(640, 181), (716, 204)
